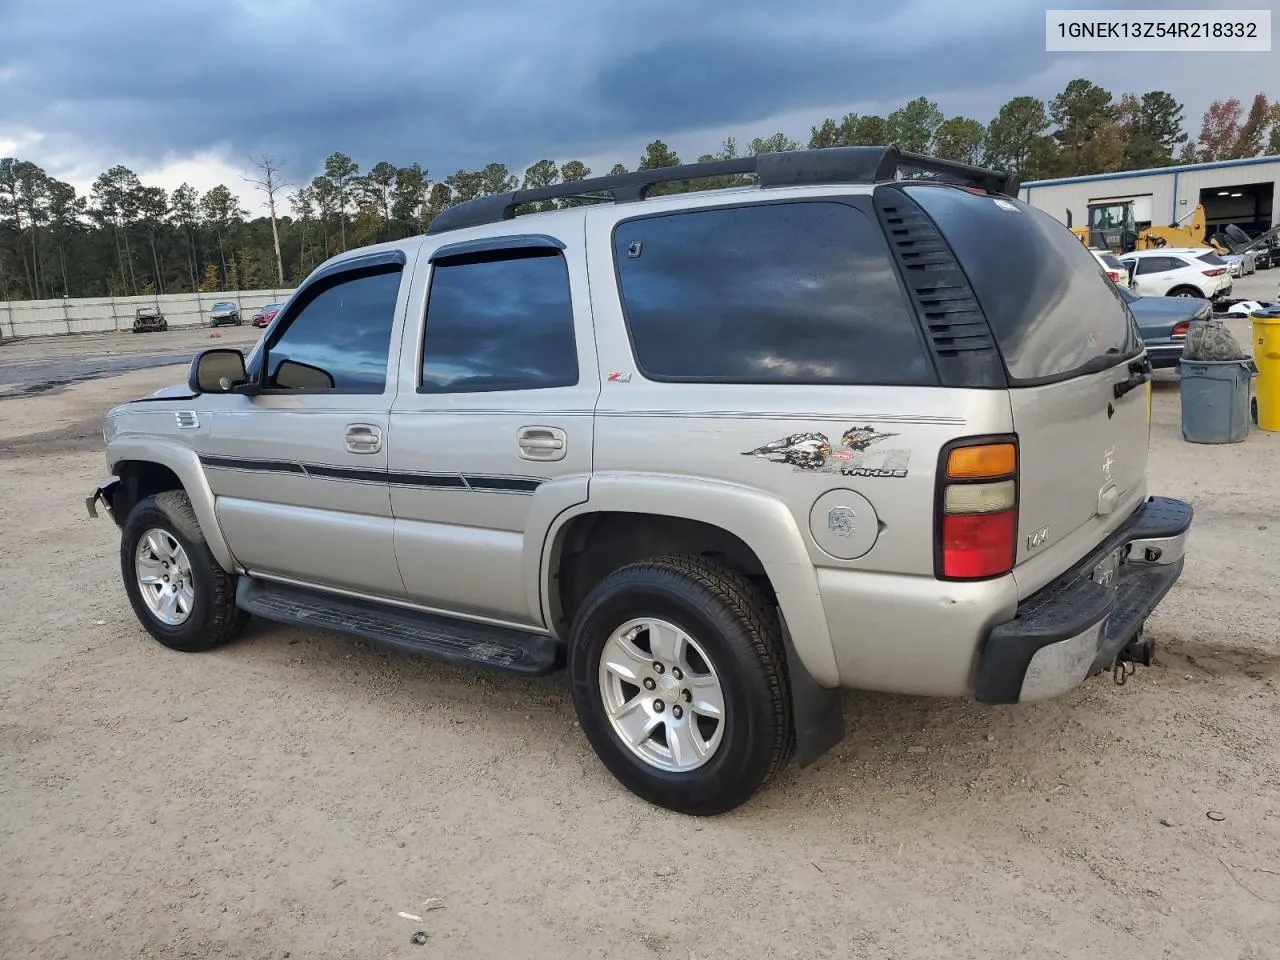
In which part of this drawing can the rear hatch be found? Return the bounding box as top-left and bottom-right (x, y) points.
(904, 185), (1149, 573)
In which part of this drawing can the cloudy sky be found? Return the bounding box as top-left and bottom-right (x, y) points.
(0, 0), (1275, 212)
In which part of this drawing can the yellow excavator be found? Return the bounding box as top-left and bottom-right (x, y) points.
(1068, 199), (1228, 255)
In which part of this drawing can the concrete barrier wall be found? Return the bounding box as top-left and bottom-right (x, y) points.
(0, 289), (296, 340)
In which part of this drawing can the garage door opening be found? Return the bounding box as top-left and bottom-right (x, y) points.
(1198, 181), (1274, 235)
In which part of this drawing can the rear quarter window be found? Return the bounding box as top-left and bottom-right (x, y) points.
(611, 200), (934, 385)
(905, 186), (1141, 384)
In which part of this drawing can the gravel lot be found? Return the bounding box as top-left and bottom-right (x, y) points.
(2, 300), (1279, 959)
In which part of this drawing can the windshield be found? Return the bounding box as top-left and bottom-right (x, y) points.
(1088, 203), (1136, 232)
(1197, 252), (1228, 265)
(1117, 285), (1139, 303)
(213, 302), (234, 309)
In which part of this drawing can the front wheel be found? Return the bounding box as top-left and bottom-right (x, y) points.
(568, 556), (794, 815)
(120, 490), (247, 652)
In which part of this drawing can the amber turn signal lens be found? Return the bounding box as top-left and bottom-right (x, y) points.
(946, 443), (1017, 480)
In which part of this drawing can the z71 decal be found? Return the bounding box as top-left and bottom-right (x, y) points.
(742, 426), (912, 478)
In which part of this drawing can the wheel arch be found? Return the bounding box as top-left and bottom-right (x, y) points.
(530, 475), (840, 688)
(107, 438), (238, 573)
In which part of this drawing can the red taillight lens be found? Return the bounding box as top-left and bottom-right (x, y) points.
(942, 511), (1018, 578)
(937, 438), (1019, 581)
(1203, 268), (1225, 277)
(1107, 270), (1121, 281)
(1172, 321), (1189, 338)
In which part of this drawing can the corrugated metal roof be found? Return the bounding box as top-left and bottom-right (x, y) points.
(1022, 154), (1280, 188)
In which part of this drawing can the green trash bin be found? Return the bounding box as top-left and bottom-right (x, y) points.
(1178, 358), (1257, 444)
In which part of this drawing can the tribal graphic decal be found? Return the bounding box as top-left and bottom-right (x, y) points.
(742, 426), (912, 477)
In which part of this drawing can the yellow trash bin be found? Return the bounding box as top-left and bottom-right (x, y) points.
(1254, 314), (1280, 432)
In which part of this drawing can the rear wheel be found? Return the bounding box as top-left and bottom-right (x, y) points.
(121, 490), (247, 652)
(1168, 286), (1202, 298)
(568, 555), (793, 815)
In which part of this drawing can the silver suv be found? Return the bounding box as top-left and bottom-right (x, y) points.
(87, 147), (1192, 814)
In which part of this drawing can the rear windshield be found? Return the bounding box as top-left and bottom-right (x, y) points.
(906, 185), (1142, 384)
(1099, 253), (1124, 270)
(1197, 252), (1228, 265)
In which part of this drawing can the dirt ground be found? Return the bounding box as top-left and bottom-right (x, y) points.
(2, 350), (1279, 959)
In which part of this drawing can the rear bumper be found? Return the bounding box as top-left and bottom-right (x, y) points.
(1145, 342), (1184, 369)
(973, 496), (1192, 704)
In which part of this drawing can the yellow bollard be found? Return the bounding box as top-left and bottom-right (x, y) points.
(1253, 314), (1280, 432)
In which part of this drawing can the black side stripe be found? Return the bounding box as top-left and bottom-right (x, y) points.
(464, 475), (541, 493)
(202, 455), (306, 475)
(387, 472), (469, 490)
(200, 455), (542, 493)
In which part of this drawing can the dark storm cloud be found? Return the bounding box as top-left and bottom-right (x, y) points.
(0, 0), (1256, 180)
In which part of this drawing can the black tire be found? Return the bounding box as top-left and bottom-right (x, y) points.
(234, 316), (242, 326)
(1167, 285), (1202, 298)
(568, 555), (793, 815)
(120, 490), (247, 652)
(160, 320), (168, 332)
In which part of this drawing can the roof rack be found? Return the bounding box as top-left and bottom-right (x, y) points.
(425, 146), (1019, 234)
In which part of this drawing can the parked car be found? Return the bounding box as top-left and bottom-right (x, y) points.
(1117, 285), (1206, 369)
(208, 301), (242, 327)
(250, 303), (284, 328)
(1091, 249), (1130, 289)
(1254, 242), (1276, 270)
(86, 146), (1192, 815)
(1118, 248), (1233, 300)
(131, 306), (168, 333)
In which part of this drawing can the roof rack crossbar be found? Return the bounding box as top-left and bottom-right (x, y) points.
(425, 146), (1017, 235)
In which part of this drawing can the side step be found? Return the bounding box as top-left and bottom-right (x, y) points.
(236, 577), (563, 675)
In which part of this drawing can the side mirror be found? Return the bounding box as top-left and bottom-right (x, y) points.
(189, 348), (247, 394)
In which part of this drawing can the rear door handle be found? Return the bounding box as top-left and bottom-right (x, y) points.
(518, 426), (566, 461)
(345, 423), (382, 454)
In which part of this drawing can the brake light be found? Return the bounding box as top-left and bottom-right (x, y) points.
(1172, 321), (1189, 338)
(1203, 268), (1226, 277)
(1107, 270), (1121, 282)
(937, 439), (1018, 580)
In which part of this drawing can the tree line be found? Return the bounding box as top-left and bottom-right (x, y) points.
(2, 79), (1278, 302)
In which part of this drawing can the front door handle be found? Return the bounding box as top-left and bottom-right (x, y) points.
(345, 423), (382, 455)
(517, 426), (566, 461)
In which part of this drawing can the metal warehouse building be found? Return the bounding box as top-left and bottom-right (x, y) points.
(1020, 155), (1280, 236)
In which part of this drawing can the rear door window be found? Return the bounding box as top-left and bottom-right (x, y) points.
(612, 201), (933, 385)
(905, 185), (1141, 384)
(1136, 257), (1171, 275)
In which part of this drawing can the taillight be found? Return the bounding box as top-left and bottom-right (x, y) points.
(1107, 270), (1121, 282)
(1203, 268), (1226, 277)
(1172, 321), (1189, 338)
(937, 438), (1018, 580)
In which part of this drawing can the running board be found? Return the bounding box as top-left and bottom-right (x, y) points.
(236, 577), (562, 675)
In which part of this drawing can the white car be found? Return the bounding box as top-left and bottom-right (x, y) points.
(1117, 248), (1233, 300)
(1090, 249), (1131, 290)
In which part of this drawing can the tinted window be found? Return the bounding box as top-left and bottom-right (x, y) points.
(1135, 257), (1169, 275)
(906, 185), (1140, 382)
(267, 267), (401, 392)
(612, 202), (931, 385)
(1197, 252), (1227, 265)
(1100, 253), (1124, 270)
(420, 251), (578, 392)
